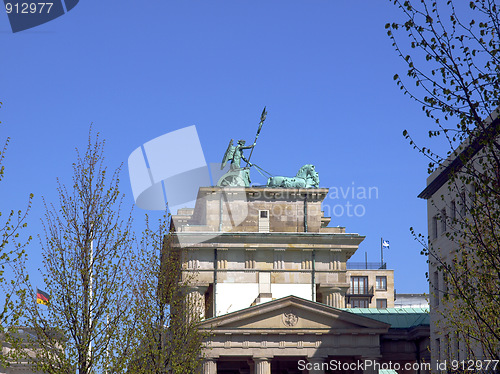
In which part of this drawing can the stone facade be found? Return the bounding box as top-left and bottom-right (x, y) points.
(165, 186), (429, 373)
(419, 157), (462, 369)
(198, 296), (389, 374)
(418, 111), (500, 369)
(169, 187), (363, 317)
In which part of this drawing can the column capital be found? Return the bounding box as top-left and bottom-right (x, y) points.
(317, 284), (341, 292)
(253, 356), (271, 374)
(253, 356), (272, 362)
(318, 285), (344, 308)
(185, 283), (209, 293)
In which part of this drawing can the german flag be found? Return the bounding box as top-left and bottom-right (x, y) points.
(36, 288), (49, 306)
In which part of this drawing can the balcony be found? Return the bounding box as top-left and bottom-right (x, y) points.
(345, 285), (374, 304)
(346, 285), (374, 297)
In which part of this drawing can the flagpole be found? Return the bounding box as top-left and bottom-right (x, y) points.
(380, 237), (384, 267)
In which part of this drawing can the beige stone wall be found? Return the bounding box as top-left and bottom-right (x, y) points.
(173, 187), (329, 233)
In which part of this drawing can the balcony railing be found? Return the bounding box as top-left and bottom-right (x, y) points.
(346, 285), (374, 297)
(346, 262), (387, 270)
(345, 285), (374, 305)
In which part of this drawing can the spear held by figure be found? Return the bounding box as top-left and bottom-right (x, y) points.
(246, 106), (267, 167)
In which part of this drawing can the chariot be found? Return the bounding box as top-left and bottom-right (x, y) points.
(216, 166), (251, 187)
(215, 108), (319, 188)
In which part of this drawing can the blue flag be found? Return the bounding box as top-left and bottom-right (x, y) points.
(382, 240), (390, 249)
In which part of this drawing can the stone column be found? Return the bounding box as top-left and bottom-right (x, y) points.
(185, 285), (208, 321)
(202, 358), (217, 374)
(254, 357), (271, 374)
(308, 357), (326, 374)
(318, 285), (343, 308)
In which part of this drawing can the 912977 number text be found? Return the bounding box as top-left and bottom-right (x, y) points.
(5, 3), (54, 14)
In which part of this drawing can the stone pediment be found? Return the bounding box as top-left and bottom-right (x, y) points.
(199, 295), (389, 334)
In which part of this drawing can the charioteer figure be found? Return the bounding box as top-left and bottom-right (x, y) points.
(216, 108), (319, 188)
(217, 108), (267, 187)
(222, 139), (255, 171)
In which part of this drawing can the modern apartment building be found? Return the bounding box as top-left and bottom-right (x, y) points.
(345, 266), (395, 309)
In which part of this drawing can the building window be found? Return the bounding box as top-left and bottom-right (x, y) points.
(460, 190), (466, 216)
(441, 208), (447, 233)
(432, 215), (438, 239)
(351, 276), (368, 294)
(376, 299), (387, 309)
(258, 210), (269, 233)
(433, 270), (440, 306)
(443, 271), (449, 298)
(451, 200), (456, 220)
(445, 334), (450, 361)
(376, 276), (387, 291)
(471, 184), (477, 204)
(351, 298), (369, 308)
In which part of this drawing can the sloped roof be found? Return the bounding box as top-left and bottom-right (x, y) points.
(341, 307), (429, 329)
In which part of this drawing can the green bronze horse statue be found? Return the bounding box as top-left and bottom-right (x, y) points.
(267, 164), (319, 188)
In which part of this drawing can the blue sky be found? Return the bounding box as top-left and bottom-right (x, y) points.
(0, 0), (444, 294)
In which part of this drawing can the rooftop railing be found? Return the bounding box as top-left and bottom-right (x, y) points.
(346, 262), (387, 270)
